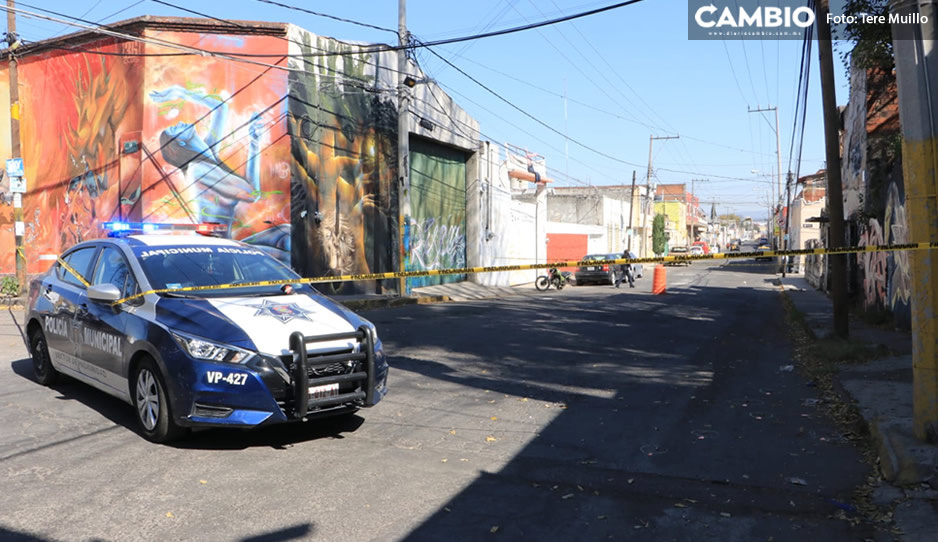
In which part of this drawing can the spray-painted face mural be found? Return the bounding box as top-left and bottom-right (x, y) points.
(288, 32), (399, 295)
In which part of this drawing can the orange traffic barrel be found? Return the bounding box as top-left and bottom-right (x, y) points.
(652, 265), (667, 295)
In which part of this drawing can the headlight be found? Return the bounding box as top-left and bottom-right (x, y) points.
(171, 331), (254, 364)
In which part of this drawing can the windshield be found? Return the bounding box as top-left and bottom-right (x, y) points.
(583, 254), (611, 261)
(133, 245), (303, 297)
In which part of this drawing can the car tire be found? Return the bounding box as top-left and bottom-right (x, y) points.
(29, 329), (58, 386)
(132, 357), (186, 443)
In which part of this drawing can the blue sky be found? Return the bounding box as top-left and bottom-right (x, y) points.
(14, 0), (852, 220)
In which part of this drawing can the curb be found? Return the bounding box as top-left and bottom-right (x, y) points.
(338, 294), (451, 312)
(870, 418), (938, 485)
(778, 286), (938, 487)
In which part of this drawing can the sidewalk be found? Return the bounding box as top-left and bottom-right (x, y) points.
(779, 273), (938, 541)
(332, 280), (535, 311)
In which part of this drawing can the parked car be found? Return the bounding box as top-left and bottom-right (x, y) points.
(665, 246), (692, 266)
(689, 245), (705, 256)
(25, 221), (389, 443)
(575, 252), (643, 285)
(575, 253), (618, 285)
(692, 240), (710, 254)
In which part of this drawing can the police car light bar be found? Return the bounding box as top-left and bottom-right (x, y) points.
(101, 222), (228, 237)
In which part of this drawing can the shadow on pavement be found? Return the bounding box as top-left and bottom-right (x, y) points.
(373, 276), (878, 540)
(8, 358), (366, 451)
(240, 522), (315, 542)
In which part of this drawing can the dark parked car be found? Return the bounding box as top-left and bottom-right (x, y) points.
(575, 253), (619, 285)
(575, 252), (643, 285)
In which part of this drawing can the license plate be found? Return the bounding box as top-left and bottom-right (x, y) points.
(308, 382), (339, 400)
(587, 266), (598, 271)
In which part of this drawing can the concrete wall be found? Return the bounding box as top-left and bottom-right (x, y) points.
(655, 201), (688, 247)
(789, 198), (825, 271)
(472, 141), (544, 286)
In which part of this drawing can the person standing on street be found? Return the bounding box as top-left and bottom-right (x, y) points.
(614, 250), (634, 288)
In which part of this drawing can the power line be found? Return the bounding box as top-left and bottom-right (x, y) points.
(253, 0), (398, 34)
(419, 40), (644, 168)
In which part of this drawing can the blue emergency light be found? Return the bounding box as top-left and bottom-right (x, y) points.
(101, 222), (228, 237)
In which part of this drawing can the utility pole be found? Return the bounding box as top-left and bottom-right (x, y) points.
(748, 106), (782, 252)
(4, 1), (24, 294)
(782, 171), (794, 278)
(627, 170), (636, 251)
(641, 134), (679, 256)
(816, 0), (849, 339)
(890, 0), (938, 441)
(397, 0), (409, 296)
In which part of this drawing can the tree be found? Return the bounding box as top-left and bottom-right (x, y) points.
(652, 214), (667, 256)
(839, 0), (894, 71)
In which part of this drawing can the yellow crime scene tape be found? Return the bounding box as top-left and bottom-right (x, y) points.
(55, 257), (92, 288)
(77, 241), (936, 307)
(45, 243), (938, 306)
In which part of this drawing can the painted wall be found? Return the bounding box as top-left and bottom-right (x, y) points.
(788, 197), (825, 271)
(0, 33), (291, 277)
(473, 142), (540, 287)
(406, 137), (467, 290)
(841, 61), (910, 327)
(141, 31), (291, 261)
(654, 201), (687, 247)
(286, 30), (399, 295)
(0, 64), (14, 273)
(285, 27), (476, 295)
(8, 39), (146, 273)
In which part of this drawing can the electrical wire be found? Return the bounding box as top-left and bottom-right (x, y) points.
(253, 0), (398, 34)
(418, 40), (644, 168)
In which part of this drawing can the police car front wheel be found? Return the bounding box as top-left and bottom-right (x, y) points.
(29, 329), (58, 386)
(133, 358), (185, 443)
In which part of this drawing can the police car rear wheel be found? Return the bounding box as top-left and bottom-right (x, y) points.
(30, 330), (58, 386)
(133, 358), (185, 443)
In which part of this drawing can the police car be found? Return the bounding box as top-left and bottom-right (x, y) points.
(25, 222), (388, 443)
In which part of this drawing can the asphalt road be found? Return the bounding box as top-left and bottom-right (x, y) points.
(0, 258), (879, 541)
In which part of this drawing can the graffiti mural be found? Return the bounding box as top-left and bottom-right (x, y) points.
(141, 31), (291, 263)
(856, 180), (911, 326)
(11, 41), (143, 272)
(0, 33), (291, 274)
(858, 219), (887, 309)
(884, 181), (911, 328)
(288, 31), (398, 295)
(841, 58), (910, 328)
(406, 138), (467, 290)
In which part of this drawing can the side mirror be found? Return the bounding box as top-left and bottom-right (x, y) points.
(88, 284), (122, 303)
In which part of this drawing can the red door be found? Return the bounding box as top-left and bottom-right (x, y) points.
(547, 233), (588, 271)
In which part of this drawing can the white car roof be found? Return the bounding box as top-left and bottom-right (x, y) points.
(126, 235), (242, 247)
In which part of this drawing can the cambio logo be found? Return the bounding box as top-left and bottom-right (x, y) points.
(694, 2), (816, 29)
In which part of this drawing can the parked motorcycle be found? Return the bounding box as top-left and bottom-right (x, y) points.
(535, 268), (568, 291)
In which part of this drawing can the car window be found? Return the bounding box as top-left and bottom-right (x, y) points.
(92, 247), (139, 300)
(59, 247), (98, 288)
(134, 245), (300, 297)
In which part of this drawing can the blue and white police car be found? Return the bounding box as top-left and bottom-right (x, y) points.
(25, 222), (388, 443)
